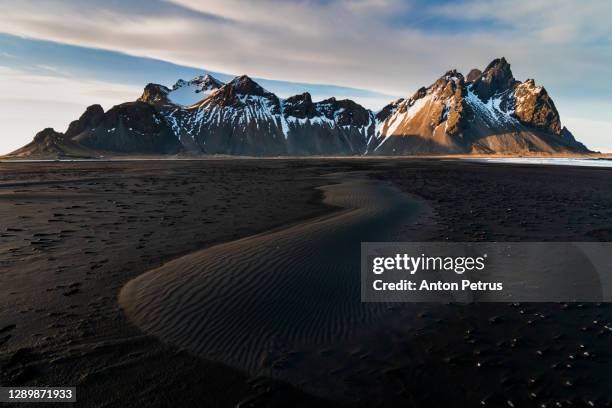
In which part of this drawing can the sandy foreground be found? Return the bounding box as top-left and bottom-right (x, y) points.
(1, 158), (612, 407)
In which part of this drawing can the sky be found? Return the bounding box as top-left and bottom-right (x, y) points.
(1, 0), (611, 154)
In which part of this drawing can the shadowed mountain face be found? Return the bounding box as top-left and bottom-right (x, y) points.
(157, 75), (375, 155)
(68, 102), (181, 154)
(7, 58), (589, 158)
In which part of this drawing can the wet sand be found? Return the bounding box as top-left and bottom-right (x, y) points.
(1, 158), (612, 407)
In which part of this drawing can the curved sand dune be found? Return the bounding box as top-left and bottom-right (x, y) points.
(119, 172), (423, 393)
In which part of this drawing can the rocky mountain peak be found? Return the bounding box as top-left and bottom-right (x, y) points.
(172, 79), (187, 90)
(483, 57), (513, 79)
(80, 104), (105, 121)
(317, 97), (371, 127)
(466, 68), (482, 83)
(486, 57), (511, 71)
(432, 70), (463, 86)
(34, 127), (64, 143)
(431, 70), (465, 97)
(173, 74), (223, 92)
(192, 74), (223, 87)
(472, 57), (518, 100)
(283, 92), (317, 118)
(201, 75), (278, 111)
(228, 75), (268, 96)
(410, 87), (428, 101)
(513, 78), (561, 135)
(138, 84), (171, 107)
(442, 69), (463, 80)
(149, 74), (225, 107)
(287, 92), (313, 104)
(65, 104), (105, 139)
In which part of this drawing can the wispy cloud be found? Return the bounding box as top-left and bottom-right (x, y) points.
(0, 0), (609, 95)
(0, 0), (611, 152)
(0, 0), (609, 92)
(431, 0), (612, 44)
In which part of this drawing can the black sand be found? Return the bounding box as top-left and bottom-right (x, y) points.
(1, 159), (612, 407)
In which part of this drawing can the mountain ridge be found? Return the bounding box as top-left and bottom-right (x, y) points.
(371, 58), (588, 155)
(5, 58), (591, 159)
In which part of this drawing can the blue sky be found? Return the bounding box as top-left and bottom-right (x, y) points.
(1, 0), (611, 153)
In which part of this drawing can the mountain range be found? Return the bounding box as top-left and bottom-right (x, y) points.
(6, 58), (590, 158)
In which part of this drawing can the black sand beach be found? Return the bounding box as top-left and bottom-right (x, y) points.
(1, 159), (612, 407)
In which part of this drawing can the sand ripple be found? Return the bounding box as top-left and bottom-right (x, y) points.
(119, 172), (422, 385)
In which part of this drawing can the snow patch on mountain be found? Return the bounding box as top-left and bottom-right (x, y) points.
(464, 86), (519, 128)
(384, 94), (432, 136)
(167, 74), (224, 107)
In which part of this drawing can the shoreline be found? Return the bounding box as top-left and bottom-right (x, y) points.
(1, 152), (611, 163)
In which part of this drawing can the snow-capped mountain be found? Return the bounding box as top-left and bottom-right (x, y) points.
(138, 74), (224, 108)
(167, 74), (224, 106)
(7, 58), (590, 158)
(147, 74), (374, 155)
(371, 58), (587, 154)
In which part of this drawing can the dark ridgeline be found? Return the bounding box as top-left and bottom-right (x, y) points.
(7, 58), (590, 158)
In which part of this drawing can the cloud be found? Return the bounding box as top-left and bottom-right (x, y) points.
(0, 0), (611, 152)
(34, 64), (67, 76)
(0, 0), (610, 96)
(0, 0), (504, 93)
(431, 0), (612, 44)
